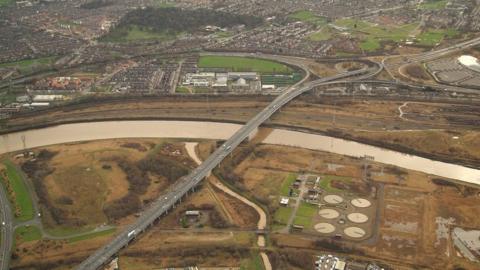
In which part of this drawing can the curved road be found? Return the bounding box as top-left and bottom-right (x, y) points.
(75, 67), (374, 270)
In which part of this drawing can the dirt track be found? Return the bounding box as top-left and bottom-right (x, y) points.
(185, 142), (271, 270)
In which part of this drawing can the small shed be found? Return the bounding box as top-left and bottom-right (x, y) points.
(185, 210), (201, 216)
(280, 197), (289, 206)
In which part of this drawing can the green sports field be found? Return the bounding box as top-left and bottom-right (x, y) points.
(198, 56), (294, 74)
(288, 10), (328, 26)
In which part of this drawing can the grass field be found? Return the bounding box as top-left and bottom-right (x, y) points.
(101, 25), (177, 43)
(288, 10), (327, 26)
(0, 0), (14, 7)
(152, 0), (176, 8)
(335, 18), (419, 52)
(416, 28), (458, 46)
(175, 86), (191, 94)
(240, 252), (265, 270)
(15, 226), (42, 242)
(293, 202), (317, 228)
(0, 56), (58, 73)
(274, 207), (293, 225)
(318, 175), (352, 193)
(45, 225), (98, 238)
(261, 73), (303, 86)
(308, 28), (332, 41)
(1, 160), (34, 222)
(419, 0), (448, 10)
(280, 173), (297, 197)
(198, 56), (293, 74)
(67, 228), (116, 243)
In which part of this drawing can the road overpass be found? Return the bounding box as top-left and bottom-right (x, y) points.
(75, 67), (375, 270)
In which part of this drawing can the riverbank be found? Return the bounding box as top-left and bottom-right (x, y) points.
(1, 120), (478, 186)
(2, 95), (479, 169)
(2, 112), (480, 170)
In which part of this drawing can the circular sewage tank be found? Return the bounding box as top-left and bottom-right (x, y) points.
(351, 198), (371, 208)
(344, 227), (366, 238)
(314, 223), (336, 234)
(347, 213), (369, 224)
(323, 194), (344, 204)
(318, 209), (340, 219)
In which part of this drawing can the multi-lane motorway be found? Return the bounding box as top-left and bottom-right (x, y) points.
(0, 184), (13, 270)
(75, 67), (374, 270)
(384, 36), (480, 70)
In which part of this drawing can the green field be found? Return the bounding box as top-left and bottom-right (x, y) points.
(45, 226), (97, 238)
(0, 56), (58, 73)
(273, 207), (293, 225)
(335, 18), (419, 52)
(15, 226), (42, 242)
(360, 38), (382, 52)
(215, 31), (234, 38)
(293, 202), (317, 228)
(318, 175), (352, 193)
(288, 10), (328, 26)
(280, 173), (297, 197)
(175, 86), (191, 94)
(101, 25), (177, 43)
(419, 0), (448, 10)
(152, 0), (176, 8)
(417, 28), (458, 46)
(198, 56), (293, 74)
(67, 228), (116, 243)
(0, 0), (14, 7)
(1, 160), (34, 222)
(240, 252), (265, 270)
(261, 73), (302, 86)
(308, 28), (332, 41)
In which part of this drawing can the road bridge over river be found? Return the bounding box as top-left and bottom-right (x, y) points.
(75, 67), (376, 270)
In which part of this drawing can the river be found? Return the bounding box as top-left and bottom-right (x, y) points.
(0, 120), (479, 185)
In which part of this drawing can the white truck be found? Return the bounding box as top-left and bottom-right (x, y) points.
(127, 230), (137, 238)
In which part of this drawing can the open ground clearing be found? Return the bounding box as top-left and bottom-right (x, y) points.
(8, 139), (196, 233)
(7, 139), (264, 269)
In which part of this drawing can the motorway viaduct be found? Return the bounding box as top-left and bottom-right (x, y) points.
(75, 67), (375, 270)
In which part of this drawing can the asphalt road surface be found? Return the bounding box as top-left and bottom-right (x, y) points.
(0, 184), (13, 270)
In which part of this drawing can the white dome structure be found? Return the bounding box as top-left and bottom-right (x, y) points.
(458, 55), (480, 73)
